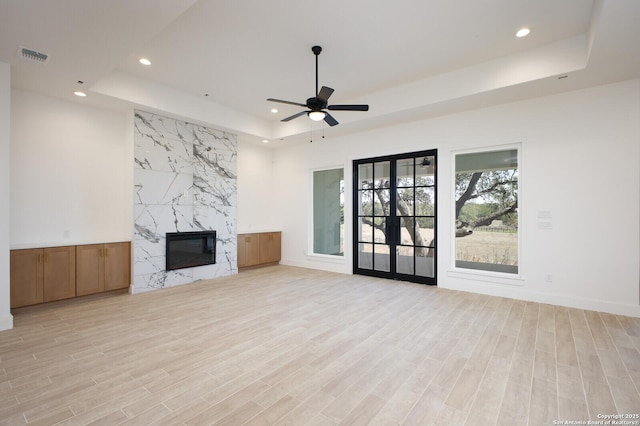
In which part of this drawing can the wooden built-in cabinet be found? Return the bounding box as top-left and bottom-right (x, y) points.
(10, 246), (76, 308)
(10, 241), (131, 308)
(77, 242), (131, 296)
(238, 233), (261, 268)
(237, 232), (281, 268)
(259, 232), (281, 264)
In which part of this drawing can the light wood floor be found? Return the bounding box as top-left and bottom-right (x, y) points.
(1, 265), (639, 425)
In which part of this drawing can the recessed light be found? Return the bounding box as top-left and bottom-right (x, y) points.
(139, 58), (151, 66)
(74, 91), (87, 97)
(262, 139), (269, 144)
(270, 108), (278, 113)
(516, 28), (530, 38)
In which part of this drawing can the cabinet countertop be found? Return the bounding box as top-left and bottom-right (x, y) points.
(237, 230), (281, 235)
(11, 239), (132, 250)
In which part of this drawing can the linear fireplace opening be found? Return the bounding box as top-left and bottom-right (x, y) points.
(166, 231), (216, 271)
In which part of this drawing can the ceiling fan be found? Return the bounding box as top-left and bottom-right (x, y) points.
(267, 46), (369, 127)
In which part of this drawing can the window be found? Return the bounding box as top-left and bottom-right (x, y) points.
(313, 168), (344, 256)
(454, 148), (518, 274)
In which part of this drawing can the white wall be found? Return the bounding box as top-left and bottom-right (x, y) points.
(272, 79), (640, 316)
(236, 140), (277, 233)
(10, 90), (132, 247)
(0, 62), (12, 331)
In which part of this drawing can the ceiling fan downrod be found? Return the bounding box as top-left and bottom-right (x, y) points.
(312, 45), (322, 96)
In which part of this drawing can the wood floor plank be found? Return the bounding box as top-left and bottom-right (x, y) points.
(584, 380), (617, 420)
(464, 357), (509, 426)
(273, 390), (335, 426)
(444, 368), (484, 412)
(496, 381), (530, 426)
(243, 394), (301, 426)
(337, 394), (386, 426)
(528, 378), (558, 426)
(607, 376), (640, 414)
(1, 265), (638, 425)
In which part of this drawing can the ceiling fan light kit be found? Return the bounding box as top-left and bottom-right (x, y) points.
(267, 45), (369, 127)
(308, 111), (326, 121)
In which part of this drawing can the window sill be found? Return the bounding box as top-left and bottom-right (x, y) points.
(447, 268), (524, 286)
(306, 253), (346, 264)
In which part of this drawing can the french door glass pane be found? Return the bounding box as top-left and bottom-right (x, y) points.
(358, 243), (373, 269)
(373, 217), (386, 243)
(374, 162), (390, 188)
(374, 245), (390, 272)
(416, 248), (435, 277)
(397, 246), (414, 275)
(415, 217), (435, 246)
(359, 164), (373, 188)
(358, 217), (373, 243)
(416, 156), (435, 186)
(396, 188), (414, 216)
(399, 217), (415, 245)
(415, 187), (435, 215)
(373, 189), (390, 215)
(358, 190), (372, 215)
(396, 158), (414, 187)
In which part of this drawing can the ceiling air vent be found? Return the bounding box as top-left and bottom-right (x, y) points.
(18, 46), (50, 64)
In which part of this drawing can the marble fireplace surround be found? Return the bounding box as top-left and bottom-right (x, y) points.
(133, 110), (237, 293)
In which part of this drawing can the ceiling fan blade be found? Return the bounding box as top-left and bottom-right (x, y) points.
(324, 113), (339, 127)
(281, 110), (308, 122)
(316, 86), (334, 103)
(267, 98), (307, 107)
(327, 104), (369, 111)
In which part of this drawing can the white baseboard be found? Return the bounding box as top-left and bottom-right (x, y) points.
(280, 258), (349, 275)
(0, 313), (13, 332)
(280, 261), (640, 317)
(441, 280), (640, 318)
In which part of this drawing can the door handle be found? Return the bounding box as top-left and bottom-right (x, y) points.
(385, 217), (390, 245)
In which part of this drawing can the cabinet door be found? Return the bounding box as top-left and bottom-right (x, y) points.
(10, 249), (44, 308)
(259, 232), (281, 264)
(76, 244), (104, 296)
(104, 242), (131, 291)
(43, 246), (76, 302)
(238, 234), (260, 267)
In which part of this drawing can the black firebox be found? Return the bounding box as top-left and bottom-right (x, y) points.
(166, 231), (216, 271)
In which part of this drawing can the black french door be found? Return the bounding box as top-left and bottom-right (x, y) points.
(353, 150), (437, 285)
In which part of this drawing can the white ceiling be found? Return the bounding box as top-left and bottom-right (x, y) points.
(1, 0), (639, 145)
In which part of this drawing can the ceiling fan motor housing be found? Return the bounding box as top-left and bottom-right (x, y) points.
(306, 97), (327, 111)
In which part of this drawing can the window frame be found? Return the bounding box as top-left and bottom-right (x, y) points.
(308, 165), (346, 260)
(450, 144), (523, 283)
